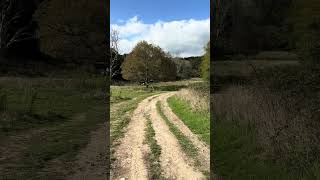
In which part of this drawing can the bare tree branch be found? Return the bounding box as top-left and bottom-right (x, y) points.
(110, 28), (121, 79)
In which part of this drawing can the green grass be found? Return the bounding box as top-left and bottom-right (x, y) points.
(213, 119), (293, 180)
(144, 114), (163, 179)
(0, 77), (106, 179)
(167, 96), (210, 145)
(156, 101), (199, 161)
(111, 86), (149, 104)
(157, 101), (210, 178)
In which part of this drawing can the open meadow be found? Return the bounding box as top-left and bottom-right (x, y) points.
(211, 57), (320, 179)
(0, 76), (108, 179)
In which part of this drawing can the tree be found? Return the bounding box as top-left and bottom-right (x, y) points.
(121, 41), (176, 82)
(201, 41), (210, 81)
(0, 0), (45, 58)
(213, 0), (293, 58)
(172, 58), (193, 79)
(34, 0), (106, 64)
(110, 29), (123, 79)
(212, 0), (231, 58)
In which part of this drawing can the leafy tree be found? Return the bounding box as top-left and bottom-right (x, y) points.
(121, 41), (176, 81)
(201, 41), (210, 81)
(213, 0), (293, 58)
(34, 0), (106, 64)
(172, 58), (192, 79)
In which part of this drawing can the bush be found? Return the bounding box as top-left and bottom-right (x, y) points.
(201, 41), (210, 81)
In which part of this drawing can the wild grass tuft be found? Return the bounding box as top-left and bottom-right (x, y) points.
(144, 114), (162, 179)
(156, 101), (199, 160)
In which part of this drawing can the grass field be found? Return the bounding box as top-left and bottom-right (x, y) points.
(212, 58), (320, 179)
(0, 77), (106, 179)
(213, 120), (290, 180)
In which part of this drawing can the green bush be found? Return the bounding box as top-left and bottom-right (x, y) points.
(201, 41), (210, 81)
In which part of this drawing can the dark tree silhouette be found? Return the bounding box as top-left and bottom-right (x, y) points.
(0, 0), (45, 58)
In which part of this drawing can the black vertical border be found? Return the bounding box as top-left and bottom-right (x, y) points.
(210, 0), (214, 179)
(105, 0), (111, 178)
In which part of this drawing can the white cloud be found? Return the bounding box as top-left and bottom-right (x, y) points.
(111, 16), (210, 57)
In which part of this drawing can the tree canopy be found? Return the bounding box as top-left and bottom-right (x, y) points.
(121, 41), (176, 81)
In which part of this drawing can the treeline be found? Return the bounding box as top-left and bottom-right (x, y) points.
(112, 41), (207, 82)
(215, 0), (320, 64)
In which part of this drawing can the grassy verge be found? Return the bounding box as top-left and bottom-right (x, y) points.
(144, 114), (162, 179)
(156, 101), (199, 164)
(167, 95), (210, 145)
(111, 86), (151, 104)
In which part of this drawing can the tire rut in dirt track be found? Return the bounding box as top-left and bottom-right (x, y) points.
(159, 92), (210, 172)
(111, 96), (155, 180)
(148, 93), (205, 180)
(111, 92), (208, 180)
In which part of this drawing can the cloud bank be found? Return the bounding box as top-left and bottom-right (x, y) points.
(111, 16), (210, 57)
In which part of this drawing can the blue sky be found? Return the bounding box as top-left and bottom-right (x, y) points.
(111, 0), (210, 57)
(111, 0), (209, 24)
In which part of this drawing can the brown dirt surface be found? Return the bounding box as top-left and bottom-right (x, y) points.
(111, 93), (208, 180)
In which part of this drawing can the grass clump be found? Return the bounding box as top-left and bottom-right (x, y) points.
(156, 101), (198, 159)
(144, 114), (162, 179)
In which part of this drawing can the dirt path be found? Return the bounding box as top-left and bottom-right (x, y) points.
(159, 92), (210, 172)
(67, 122), (108, 180)
(148, 93), (205, 179)
(0, 127), (49, 177)
(111, 97), (154, 179)
(67, 102), (130, 180)
(111, 92), (208, 180)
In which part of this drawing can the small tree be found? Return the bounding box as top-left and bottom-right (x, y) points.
(121, 41), (176, 82)
(201, 41), (210, 81)
(110, 29), (123, 79)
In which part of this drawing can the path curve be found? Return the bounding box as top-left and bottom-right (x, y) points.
(111, 92), (208, 180)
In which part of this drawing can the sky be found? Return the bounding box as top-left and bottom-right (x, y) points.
(110, 0), (210, 57)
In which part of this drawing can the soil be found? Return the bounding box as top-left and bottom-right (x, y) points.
(111, 92), (209, 180)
